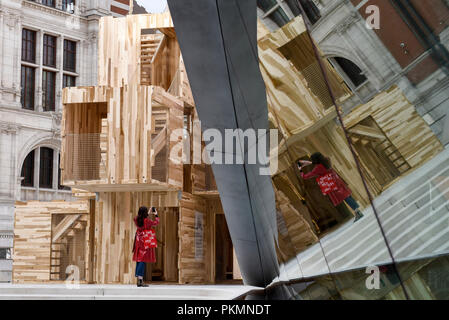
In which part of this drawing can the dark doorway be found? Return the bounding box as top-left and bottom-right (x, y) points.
(215, 214), (234, 282)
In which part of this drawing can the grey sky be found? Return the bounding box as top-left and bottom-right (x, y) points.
(135, 0), (168, 13)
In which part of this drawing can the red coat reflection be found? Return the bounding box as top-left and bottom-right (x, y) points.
(301, 164), (352, 207)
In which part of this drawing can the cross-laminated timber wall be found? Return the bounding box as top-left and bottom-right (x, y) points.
(13, 201), (91, 283)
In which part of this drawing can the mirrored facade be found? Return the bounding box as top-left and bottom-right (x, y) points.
(170, 0), (449, 299)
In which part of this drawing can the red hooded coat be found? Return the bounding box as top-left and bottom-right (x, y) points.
(301, 164), (352, 207)
(132, 216), (159, 263)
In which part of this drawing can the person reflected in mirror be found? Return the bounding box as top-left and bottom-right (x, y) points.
(298, 152), (364, 223)
(132, 206), (159, 287)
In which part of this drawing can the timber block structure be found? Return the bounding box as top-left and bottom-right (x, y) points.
(13, 201), (92, 283)
(13, 12), (240, 285)
(61, 85), (184, 192)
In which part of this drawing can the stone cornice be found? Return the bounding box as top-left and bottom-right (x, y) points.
(22, 0), (87, 21)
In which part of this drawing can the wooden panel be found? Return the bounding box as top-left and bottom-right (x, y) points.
(275, 190), (318, 253)
(98, 13), (174, 88)
(178, 193), (213, 284)
(94, 192), (180, 284)
(13, 201), (89, 283)
(62, 86), (184, 191)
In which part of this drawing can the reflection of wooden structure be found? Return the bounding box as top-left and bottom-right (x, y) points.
(344, 86), (443, 194)
(259, 16), (443, 237)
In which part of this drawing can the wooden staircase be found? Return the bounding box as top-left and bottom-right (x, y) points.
(348, 118), (411, 190)
(141, 34), (165, 85)
(50, 215), (88, 281)
(150, 106), (169, 182)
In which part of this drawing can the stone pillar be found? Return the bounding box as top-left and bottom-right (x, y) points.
(36, 30), (44, 112)
(56, 35), (64, 113)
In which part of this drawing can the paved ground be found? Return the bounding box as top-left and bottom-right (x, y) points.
(0, 283), (260, 300)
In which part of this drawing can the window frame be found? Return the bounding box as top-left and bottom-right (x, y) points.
(21, 28), (36, 63)
(21, 65), (36, 110)
(21, 150), (35, 187)
(331, 57), (368, 89)
(63, 39), (77, 72)
(41, 0), (56, 8)
(39, 147), (54, 189)
(62, 0), (76, 12)
(43, 34), (57, 68)
(63, 74), (76, 88)
(42, 70), (56, 112)
(0, 248), (12, 260)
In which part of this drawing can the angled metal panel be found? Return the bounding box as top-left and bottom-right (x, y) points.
(167, 0), (279, 287)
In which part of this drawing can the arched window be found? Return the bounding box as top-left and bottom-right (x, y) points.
(331, 57), (367, 88)
(20, 147), (62, 190)
(21, 150), (35, 187)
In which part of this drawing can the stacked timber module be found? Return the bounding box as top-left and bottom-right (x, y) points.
(13, 201), (92, 283)
(13, 12), (241, 284)
(258, 15), (444, 257)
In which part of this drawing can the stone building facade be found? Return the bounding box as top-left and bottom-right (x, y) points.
(0, 0), (129, 282)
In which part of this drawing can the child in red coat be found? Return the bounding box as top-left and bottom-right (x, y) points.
(133, 206), (159, 287)
(298, 152), (364, 223)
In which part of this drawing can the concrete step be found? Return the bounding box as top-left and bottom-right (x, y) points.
(0, 284), (258, 300)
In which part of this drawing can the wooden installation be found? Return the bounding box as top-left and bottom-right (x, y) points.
(61, 86), (184, 191)
(13, 201), (91, 283)
(60, 12), (235, 285)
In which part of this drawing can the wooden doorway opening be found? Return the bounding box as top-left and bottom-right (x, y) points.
(50, 213), (88, 281)
(144, 207), (179, 283)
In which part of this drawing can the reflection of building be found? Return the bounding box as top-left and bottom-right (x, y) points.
(259, 15), (443, 237)
(257, 0), (449, 146)
(257, 1), (449, 299)
(0, 0), (132, 282)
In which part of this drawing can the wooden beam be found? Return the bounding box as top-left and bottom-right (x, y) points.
(52, 214), (81, 243)
(348, 124), (385, 140)
(151, 35), (168, 64)
(159, 28), (177, 38)
(152, 125), (167, 161)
